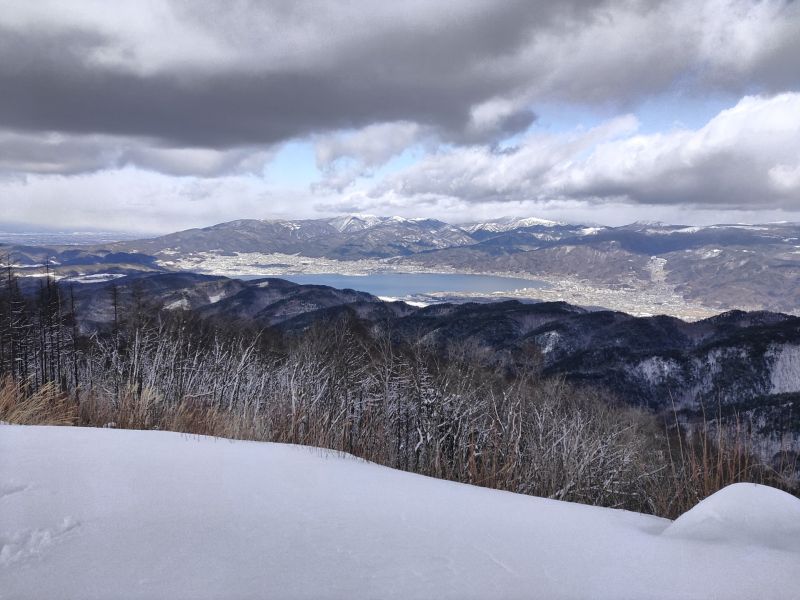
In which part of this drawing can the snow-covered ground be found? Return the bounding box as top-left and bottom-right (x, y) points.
(2, 425), (799, 600)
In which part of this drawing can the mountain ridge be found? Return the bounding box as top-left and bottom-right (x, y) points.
(3, 214), (800, 316)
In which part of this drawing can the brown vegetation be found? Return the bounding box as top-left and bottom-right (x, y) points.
(0, 377), (77, 426)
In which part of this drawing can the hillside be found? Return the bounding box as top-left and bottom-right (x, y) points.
(61, 273), (800, 438)
(2, 425), (799, 600)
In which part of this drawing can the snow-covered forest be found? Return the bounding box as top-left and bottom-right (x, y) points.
(0, 268), (796, 519)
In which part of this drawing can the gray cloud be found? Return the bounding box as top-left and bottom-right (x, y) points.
(0, 0), (799, 231)
(0, 129), (274, 177)
(0, 1), (555, 150)
(1, 0), (798, 157)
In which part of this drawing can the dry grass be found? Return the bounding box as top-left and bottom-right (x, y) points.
(652, 413), (798, 518)
(0, 377), (77, 426)
(76, 385), (274, 442)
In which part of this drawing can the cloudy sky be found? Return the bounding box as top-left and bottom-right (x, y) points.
(1, 0), (799, 233)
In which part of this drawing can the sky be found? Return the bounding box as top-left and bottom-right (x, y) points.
(0, 0), (799, 234)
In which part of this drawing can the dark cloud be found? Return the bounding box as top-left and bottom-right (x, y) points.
(2, 0), (797, 156)
(0, 0), (799, 230)
(0, 2), (559, 149)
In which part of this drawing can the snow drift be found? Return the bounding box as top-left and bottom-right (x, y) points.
(1, 425), (799, 600)
(662, 482), (800, 552)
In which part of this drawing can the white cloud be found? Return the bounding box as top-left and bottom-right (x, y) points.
(1, 0), (798, 153)
(366, 93), (800, 210)
(0, 1), (799, 229)
(314, 122), (425, 191)
(560, 93), (800, 205)
(769, 163), (800, 193)
(315, 122), (423, 168)
(0, 168), (318, 233)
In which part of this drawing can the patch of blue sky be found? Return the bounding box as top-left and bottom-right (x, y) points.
(634, 91), (742, 132)
(371, 144), (426, 177)
(262, 138), (429, 189)
(532, 90), (742, 136)
(261, 140), (319, 186)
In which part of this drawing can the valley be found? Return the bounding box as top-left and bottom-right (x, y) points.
(5, 214), (797, 320)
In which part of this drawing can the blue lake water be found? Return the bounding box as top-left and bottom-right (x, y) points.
(262, 272), (549, 297)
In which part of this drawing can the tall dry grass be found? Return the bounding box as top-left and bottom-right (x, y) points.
(0, 377), (77, 425)
(654, 412), (799, 518)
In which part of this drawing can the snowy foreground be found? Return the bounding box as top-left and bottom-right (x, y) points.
(2, 426), (800, 600)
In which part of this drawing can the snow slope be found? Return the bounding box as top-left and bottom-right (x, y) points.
(2, 425), (799, 600)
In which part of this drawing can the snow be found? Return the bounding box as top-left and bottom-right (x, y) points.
(507, 216), (561, 228)
(2, 425), (799, 600)
(535, 330), (561, 355)
(663, 483), (800, 552)
(464, 216), (561, 233)
(633, 356), (680, 385)
(377, 295), (430, 307)
(579, 226), (603, 235)
(327, 214), (384, 232)
(700, 248), (723, 259)
(164, 298), (189, 310)
(64, 273), (127, 284)
(769, 344), (800, 394)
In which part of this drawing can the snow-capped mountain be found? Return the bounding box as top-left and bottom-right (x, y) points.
(92, 215), (477, 260)
(326, 214), (386, 233)
(323, 216), (474, 258)
(462, 215), (563, 234)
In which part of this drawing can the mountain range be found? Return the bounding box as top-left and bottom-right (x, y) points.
(3, 215), (800, 316)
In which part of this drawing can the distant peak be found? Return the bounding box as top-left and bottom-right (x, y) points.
(462, 215), (562, 233)
(327, 213), (386, 232)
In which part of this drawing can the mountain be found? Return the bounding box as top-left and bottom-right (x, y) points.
(462, 215), (562, 233)
(399, 220), (800, 313)
(109, 215), (475, 260)
(63, 272), (408, 330)
(320, 216), (474, 259)
(3, 215), (800, 315)
(326, 213), (385, 232)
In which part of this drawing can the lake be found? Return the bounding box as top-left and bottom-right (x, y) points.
(263, 272), (549, 298)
